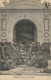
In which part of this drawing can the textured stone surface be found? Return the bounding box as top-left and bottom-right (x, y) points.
(0, 0), (51, 44)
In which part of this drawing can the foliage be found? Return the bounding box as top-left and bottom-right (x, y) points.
(0, 42), (50, 70)
(0, 59), (16, 71)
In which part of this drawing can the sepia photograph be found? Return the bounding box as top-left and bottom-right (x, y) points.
(0, 0), (51, 78)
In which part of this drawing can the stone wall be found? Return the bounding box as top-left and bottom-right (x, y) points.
(0, 9), (51, 44)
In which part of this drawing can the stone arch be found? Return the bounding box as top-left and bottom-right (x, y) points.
(13, 19), (37, 44)
(11, 15), (41, 31)
(9, 14), (41, 42)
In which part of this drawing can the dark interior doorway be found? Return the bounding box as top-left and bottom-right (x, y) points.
(13, 19), (37, 44)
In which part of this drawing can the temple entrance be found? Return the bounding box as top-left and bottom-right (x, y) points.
(13, 19), (37, 64)
(13, 19), (37, 44)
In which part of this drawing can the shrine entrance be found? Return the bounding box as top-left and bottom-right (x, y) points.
(13, 19), (37, 44)
(13, 19), (37, 64)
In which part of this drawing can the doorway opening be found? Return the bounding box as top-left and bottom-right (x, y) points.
(13, 19), (37, 44)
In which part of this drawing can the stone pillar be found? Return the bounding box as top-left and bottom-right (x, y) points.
(1, 14), (8, 42)
(50, 44), (51, 55)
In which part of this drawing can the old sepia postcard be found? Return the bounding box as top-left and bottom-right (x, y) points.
(0, 0), (51, 80)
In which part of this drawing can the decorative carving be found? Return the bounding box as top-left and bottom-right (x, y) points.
(44, 32), (49, 38)
(1, 18), (7, 31)
(44, 18), (49, 31)
(1, 32), (7, 37)
(2, 14), (7, 17)
(44, 14), (49, 17)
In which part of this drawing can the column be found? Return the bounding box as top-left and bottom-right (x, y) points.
(1, 14), (7, 42)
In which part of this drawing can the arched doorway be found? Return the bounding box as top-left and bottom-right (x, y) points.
(13, 19), (37, 44)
